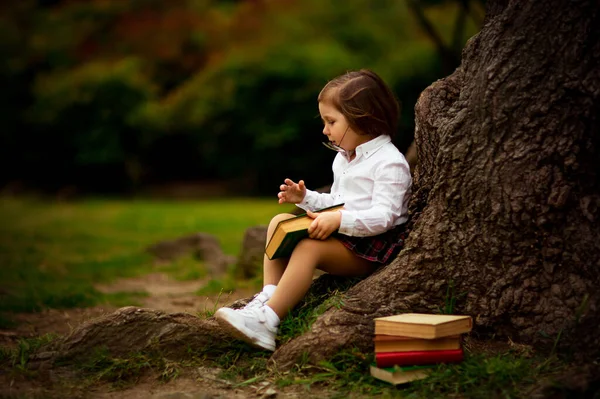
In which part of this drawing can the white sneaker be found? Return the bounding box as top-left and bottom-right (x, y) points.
(215, 306), (277, 351)
(243, 292), (270, 310)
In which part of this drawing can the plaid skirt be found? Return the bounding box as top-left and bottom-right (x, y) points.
(334, 223), (408, 264)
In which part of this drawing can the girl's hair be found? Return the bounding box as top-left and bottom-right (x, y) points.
(318, 69), (401, 138)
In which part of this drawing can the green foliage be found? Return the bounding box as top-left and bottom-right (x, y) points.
(132, 0), (445, 191)
(24, 58), (156, 188)
(1, 0), (482, 194)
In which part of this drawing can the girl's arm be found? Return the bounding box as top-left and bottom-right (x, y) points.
(338, 160), (411, 237)
(278, 178), (336, 211)
(296, 189), (337, 212)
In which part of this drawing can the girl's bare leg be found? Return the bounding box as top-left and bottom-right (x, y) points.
(263, 213), (295, 286)
(266, 237), (375, 319)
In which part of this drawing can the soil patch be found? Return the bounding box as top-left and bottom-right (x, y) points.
(96, 272), (251, 315)
(1, 273), (253, 349)
(0, 366), (334, 399)
(0, 306), (117, 348)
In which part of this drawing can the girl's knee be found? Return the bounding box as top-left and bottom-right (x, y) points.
(269, 213), (295, 226)
(267, 213), (296, 237)
(295, 238), (315, 251)
(293, 238), (326, 257)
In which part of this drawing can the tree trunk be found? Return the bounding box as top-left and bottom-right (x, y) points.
(272, 0), (600, 366)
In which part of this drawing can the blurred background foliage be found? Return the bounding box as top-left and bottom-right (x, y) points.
(0, 0), (484, 196)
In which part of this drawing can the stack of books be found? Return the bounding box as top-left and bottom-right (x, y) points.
(370, 313), (473, 385)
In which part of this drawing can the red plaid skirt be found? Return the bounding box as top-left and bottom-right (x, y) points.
(334, 224), (408, 264)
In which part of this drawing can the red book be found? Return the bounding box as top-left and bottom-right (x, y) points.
(375, 349), (464, 368)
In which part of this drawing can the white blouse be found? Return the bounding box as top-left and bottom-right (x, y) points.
(297, 134), (412, 237)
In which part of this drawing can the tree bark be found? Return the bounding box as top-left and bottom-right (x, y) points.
(272, 0), (600, 366)
(51, 307), (228, 361)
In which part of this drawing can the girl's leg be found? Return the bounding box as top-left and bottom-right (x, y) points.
(263, 213), (295, 286)
(266, 237), (375, 319)
(238, 213), (296, 310)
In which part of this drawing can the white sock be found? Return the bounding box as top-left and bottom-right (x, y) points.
(262, 284), (276, 298)
(263, 305), (280, 327)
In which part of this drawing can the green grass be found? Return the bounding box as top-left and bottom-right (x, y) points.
(272, 347), (566, 399)
(76, 347), (181, 386)
(0, 196), (285, 313)
(1, 334), (59, 376)
(278, 287), (348, 343)
(54, 339), (565, 398)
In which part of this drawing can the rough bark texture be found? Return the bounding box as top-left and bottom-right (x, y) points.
(49, 307), (229, 362)
(272, 0), (600, 367)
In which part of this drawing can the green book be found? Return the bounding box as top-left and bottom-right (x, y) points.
(265, 204), (344, 260)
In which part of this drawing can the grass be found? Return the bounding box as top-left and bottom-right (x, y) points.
(275, 347), (567, 399)
(278, 281), (354, 343)
(53, 338), (566, 397)
(0, 195), (285, 314)
(76, 347), (181, 386)
(1, 334), (58, 376)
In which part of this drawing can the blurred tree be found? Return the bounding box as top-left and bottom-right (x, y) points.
(134, 0), (453, 193)
(0, 2), (37, 187)
(1, 0), (482, 194)
(27, 58), (156, 192)
(408, 0), (485, 74)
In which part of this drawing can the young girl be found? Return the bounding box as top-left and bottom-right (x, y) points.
(215, 69), (412, 351)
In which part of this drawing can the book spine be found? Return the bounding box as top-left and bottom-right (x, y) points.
(373, 335), (461, 352)
(270, 230), (309, 259)
(375, 349), (464, 368)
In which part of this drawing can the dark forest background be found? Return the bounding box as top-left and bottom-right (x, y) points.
(0, 0), (484, 196)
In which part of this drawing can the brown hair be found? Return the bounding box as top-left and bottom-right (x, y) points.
(318, 69), (401, 138)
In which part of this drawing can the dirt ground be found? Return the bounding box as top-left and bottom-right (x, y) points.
(0, 274), (347, 399)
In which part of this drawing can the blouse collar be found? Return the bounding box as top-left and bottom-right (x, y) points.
(354, 134), (391, 160)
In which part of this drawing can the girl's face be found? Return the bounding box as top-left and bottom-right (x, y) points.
(319, 101), (367, 152)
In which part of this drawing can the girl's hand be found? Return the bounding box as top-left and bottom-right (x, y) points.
(278, 178), (306, 204)
(307, 210), (341, 240)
